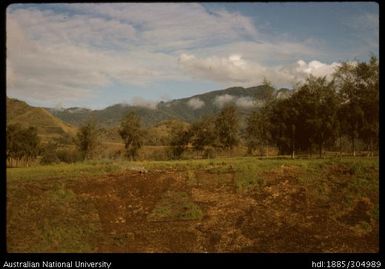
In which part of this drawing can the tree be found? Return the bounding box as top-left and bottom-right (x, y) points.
(215, 105), (239, 150)
(40, 142), (60, 164)
(355, 56), (379, 155)
(7, 124), (40, 167)
(264, 75), (341, 158)
(259, 77), (275, 101)
(75, 121), (98, 160)
(334, 57), (379, 156)
(266, 97), (299, 158)
(169, 123), (191, 159)
(119, 112), (144, 160)
(190, 116), (217, 157)
(245, 105), (271, 156)
(297, 76), (339, 157)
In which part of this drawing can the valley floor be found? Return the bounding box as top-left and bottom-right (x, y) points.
(6, 157), (379, 252)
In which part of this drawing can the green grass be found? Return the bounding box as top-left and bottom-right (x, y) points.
(7, 156), (378, 183)
(7, 180), (102, 252)
(7, 161), (123, 181)
(7, 156), (378, 252)
(147, 191), (203, 222)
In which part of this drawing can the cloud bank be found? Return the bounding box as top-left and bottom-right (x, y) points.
(187, 98), (205, 110)
(6, 3), (377, 108)
(213, 94), (260, 109)
(214, 94), (236, 108)
(179, 53), (341, 87)
(130, 97), (158, 110)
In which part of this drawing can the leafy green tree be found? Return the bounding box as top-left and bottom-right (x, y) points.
(75, 121), (98, 160)
(190, 116), (217, 155)
(266, 97), (298, 158)
(119, 112), (144, 160)
(334, 62), (362, 156)
(7, 124), (40, 166)
(259, 78), (275, 101)
(169, 123), (192, 159)
(215, 105), (239, 150)
(40, 142), (60, 164)
(266, 76), (340, 158)
(334, 57), (378, 156)
(246, 105), (271, 156)
(355, 56), (379, 155)
(296, 76), (339, 157)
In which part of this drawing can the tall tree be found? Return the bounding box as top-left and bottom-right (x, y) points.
(190, 116), (217, 155)
(215, 105), (239, 150)
(119, 112), (144, 160)
(297, 76), (339, 157)
(356, 56), (379, 155)
(75, 121), (98, 160)
(259, 77), (275, 101)
(245, 105), (271, 156)
(267, 97), (298, 158)
(334, 57), (378, 156)
(169, 123), (192, 159)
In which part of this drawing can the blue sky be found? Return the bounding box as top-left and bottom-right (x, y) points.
(6, 2), (379, 109)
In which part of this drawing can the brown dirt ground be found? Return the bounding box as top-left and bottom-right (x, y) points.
(57, 167), (379, 253)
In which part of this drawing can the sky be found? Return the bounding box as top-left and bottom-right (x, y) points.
(6, 2), (379, 109)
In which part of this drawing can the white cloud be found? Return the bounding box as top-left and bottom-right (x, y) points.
(6, 10), (177, 102)
(6, 3), (360, 107)
(61, 3), (259, 51)
(187, 98), (205, 110)
(9, 8), (137, 49)
(130, 97), (158, 110)
(179, 53), (264, 84)
(6, 4), (265, 105)
(279, 60), (341, 83)
(214, 94), (236, 108)
(179, 53), (341, 87)
(276, 90), (292, 100)
(214, 94), (264, 109)
(235, 96), (256, 109)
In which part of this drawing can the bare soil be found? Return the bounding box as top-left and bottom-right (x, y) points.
(56, 167), (378, 253)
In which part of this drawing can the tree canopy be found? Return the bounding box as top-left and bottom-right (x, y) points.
(119, 112), (145, 160)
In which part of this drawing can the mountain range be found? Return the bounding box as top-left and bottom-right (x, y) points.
(47, 85), (291, 128)
(7, 85), (291, 141)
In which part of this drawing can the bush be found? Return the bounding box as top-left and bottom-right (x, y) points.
(40, 143), (60, 165)
(147, 149), (169, 161)
(203, 146), (216, 159)
(56, 149), (82, 163)
(40, 151), (60, 165)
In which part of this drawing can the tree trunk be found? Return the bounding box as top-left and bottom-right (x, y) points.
(261, 143), (264, 157)
(319, 142), (323, 158)
(291, 124), (295, 159)
(352, 136), (356, 157)
(369, 138), (373, 157)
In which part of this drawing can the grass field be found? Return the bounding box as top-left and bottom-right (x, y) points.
(7, 156), (379, 252)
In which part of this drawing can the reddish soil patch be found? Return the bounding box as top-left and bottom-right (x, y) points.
(8, 164), (378, 252)
(61, 167), (379, 252)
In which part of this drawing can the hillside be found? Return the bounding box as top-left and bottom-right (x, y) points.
(6, 97), (77, 142)
(49, 104), (179, 128)
(49, 85), (292, 128)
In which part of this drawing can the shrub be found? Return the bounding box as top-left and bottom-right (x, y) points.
(40, 143), (60, 165)
(203, 146), (216, 159)
(56, 148), (82, 163)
